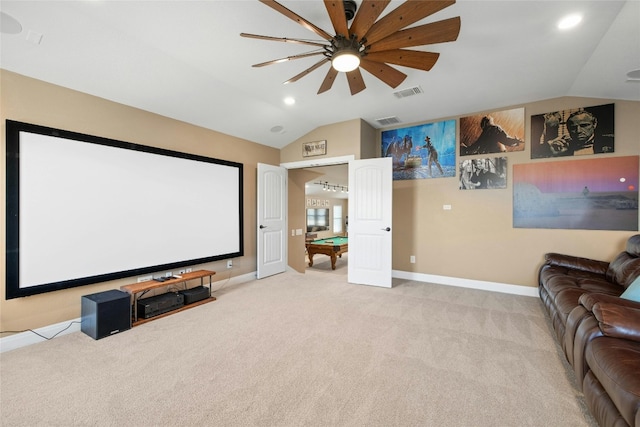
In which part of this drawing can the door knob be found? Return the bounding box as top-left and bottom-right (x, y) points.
(259, 225), (267, 229)
(382, 227), (391, 232)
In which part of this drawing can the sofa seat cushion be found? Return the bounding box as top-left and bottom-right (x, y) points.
(585, 337), (640, 427)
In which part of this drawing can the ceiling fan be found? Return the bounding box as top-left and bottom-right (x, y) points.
(241, 0), (461, 96)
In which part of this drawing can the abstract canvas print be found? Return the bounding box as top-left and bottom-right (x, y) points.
(460, 108), (524, 156)
(381, 119), (456, 180)
(513, 156), (638, 230)
(530, 103), (614, 159)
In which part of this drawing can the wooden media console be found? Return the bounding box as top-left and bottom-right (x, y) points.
(120, 269), (216, 326)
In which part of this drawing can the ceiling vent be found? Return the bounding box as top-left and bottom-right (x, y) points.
(375, 116), (401, 126)
(393, 86), (424, 99)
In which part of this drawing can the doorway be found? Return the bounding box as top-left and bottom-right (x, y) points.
(303, 164), (349, 274)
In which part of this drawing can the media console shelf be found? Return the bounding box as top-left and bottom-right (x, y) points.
(120, 269), (216, 326)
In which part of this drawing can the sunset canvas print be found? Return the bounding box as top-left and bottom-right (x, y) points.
(513, 156), (638, 230)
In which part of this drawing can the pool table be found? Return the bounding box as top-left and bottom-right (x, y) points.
(306, 236), (348, 270)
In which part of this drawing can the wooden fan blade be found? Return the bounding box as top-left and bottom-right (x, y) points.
(367, 17), (461, 52)
(349, 0), (391, 40)
(240, 33), (329, 48)
(253, 51), (326, 68)
(318, 67), (339, 94)
(324, 1), (349, 38)
(359, 58), (407, 88)
(259, 0), (333, 41)
(366, 49), (440, 71)
(284, 59), (330, 84)
(346, 68), (366, 95)
(364, 0), (456, 46)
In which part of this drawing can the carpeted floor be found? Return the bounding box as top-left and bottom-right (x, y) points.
(0, 266), (597, 426)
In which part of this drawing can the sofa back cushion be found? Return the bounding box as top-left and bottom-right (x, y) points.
(606, 253), (640, 288)
(605, 235), (640, 288)
(626, 234), (640, 257)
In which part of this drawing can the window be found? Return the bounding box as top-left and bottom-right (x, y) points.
(306, 208), (329, 232)
(333, 205), (343, 233)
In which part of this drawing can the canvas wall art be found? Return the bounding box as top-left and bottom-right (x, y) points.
(459, 157), (507, 190)
(381, 119), (456, 180)
(530, 103), (614, 159)
(460, 108), (524, 156)
(513, 156), (638, 231)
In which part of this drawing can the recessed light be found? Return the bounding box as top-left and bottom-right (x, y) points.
(270, 125), (285, 134)
(284, 97), (295, 105)
(558, 14), (582, 30)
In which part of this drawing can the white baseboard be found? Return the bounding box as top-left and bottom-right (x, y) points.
(392, 270), (539, 297)
(1, 272), (258, 353)
(0, 318), (82, 353)
(1, 270), (537, 353)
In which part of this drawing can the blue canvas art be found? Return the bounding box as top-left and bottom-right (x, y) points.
(381, 119), (456, 180)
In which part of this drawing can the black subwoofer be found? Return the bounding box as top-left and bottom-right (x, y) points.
(81, 290), (131, 340)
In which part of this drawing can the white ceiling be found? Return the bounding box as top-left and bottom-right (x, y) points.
(1, 0), (639, 155)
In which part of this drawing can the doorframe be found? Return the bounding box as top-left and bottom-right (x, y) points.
(280, 155), (355, 170)
(280, 155), (355, 274)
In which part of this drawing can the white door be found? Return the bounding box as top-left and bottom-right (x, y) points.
(257, 163), (287, 279)
(347, 157), (393, 288)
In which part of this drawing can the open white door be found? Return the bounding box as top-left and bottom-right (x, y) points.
(347, 157), (393, 288)
(257, 163), (287, 279)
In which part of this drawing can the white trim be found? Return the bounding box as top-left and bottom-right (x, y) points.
(1, 272), (259, 353)
(392, 270), (539, 297)
(280, 155), (355, 169)
(1, 270), (536, 353)
(0, 318), (82, 353)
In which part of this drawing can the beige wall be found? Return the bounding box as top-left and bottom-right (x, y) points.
(0, 70), (280, 332)
(280, 118), (363, 163)
(391, 98), (640, 287)
(282, 97), (639, 289)
(2, 69), (638, 333)
(287, 169), (322, 272)
(360, 119), (378, 160)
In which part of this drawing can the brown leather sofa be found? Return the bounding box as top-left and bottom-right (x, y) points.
(538, 234), (640, 427)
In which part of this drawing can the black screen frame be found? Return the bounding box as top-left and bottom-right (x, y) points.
(5, 120), (244, 299)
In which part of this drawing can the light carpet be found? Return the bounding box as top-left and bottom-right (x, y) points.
(0, 267), (597, 426)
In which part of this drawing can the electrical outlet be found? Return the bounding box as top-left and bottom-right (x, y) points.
(186, 268), (192, 273)
(165, 271), (172, 277)
(410, 255), (416, 263)
(227, 260), (233, 269)
(137, 274), (153, 283)
(178, 269), (186, 275)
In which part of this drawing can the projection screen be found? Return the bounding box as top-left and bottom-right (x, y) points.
(6, 120), (243, 299)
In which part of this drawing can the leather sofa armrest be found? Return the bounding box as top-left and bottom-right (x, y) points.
(544, 253), (609, 275)
(579, 292), (640, 311)
(592, 302), (640, 343)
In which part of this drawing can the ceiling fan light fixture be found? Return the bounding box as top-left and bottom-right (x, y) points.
(332, 49), (360, 72)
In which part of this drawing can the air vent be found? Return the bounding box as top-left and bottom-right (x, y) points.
(392, 86), (424, 99)
(376, 116), (401, 126)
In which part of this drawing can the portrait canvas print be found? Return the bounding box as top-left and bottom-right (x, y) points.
(513, 156), (638, 231)
(530, 103), (614, 159)
(381, 119), (456, 181)
(460, 108), (524, 156)
(459, 157), (507, 190)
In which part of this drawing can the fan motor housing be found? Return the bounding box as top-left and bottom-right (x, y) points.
(344, 0), (356, 21)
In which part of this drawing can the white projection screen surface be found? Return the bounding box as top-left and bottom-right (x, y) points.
(5, 120), (244, 299)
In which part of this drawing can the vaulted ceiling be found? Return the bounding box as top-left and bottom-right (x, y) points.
(1, 1), (639, 151)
